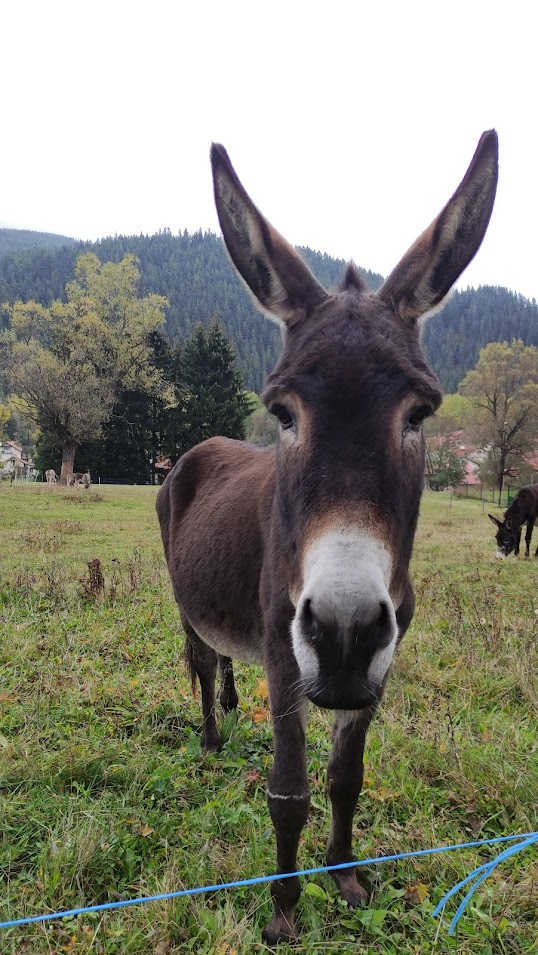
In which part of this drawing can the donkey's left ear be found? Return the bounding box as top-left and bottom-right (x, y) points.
(211, 144), (328, 327)
(378, 130), (498, 324)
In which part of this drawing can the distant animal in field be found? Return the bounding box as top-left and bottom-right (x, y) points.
(68, 471), (91, 488)
(45, 469), (58, 485)
(157, 131), (498, 944)
(489, 484), (538, 558)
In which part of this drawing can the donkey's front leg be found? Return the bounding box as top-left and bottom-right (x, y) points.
(515, 527), (522, 557)
(524, 521), (533, 559)
(263, 670), (310, 945)
(326, 707), (375, 906)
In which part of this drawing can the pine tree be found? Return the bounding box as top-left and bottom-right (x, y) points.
(167, 319), (254, 458)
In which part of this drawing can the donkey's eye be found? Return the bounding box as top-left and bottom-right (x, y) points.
(270, 403), (294, 430)
(406, 405), (433, 432)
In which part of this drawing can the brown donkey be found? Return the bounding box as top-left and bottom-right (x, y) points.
(157, 132), (498, 943)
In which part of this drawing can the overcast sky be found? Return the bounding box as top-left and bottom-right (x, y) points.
(2, 1), (536, 300)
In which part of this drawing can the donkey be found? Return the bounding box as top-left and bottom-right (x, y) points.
(45, 468), (58, 485)
(68, 471), (91, 488)
(157, 131), (498, 943)
(489, 484), (538, 559)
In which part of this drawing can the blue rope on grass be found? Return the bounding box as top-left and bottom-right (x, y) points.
(0, 831), (536, 933)
(433, 831), (538, 934)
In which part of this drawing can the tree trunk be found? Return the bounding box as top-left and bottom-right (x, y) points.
(60, 440), (77, 485)
(151, 396), (157, 486)
(497, 448), (507, 506)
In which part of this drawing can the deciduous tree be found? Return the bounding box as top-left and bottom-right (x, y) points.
(0, 402), (10, 439)
(423, 392), (472, 441)
(2, 254), (172, 481)
(459, 339), (538, 501)
(425, 441), (465, 490)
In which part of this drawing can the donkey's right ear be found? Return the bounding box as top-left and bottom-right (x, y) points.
(211, 144), (328, 327)
(488, 513), (503, 529)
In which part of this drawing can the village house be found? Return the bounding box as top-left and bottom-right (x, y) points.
(0, 440), (37, 480)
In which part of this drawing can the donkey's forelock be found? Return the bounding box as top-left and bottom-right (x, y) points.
(339, 263), (367, 294)
(262, 287), (442, 410)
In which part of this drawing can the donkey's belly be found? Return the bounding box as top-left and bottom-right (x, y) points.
(177, 523), (266, 665)
(177, 540), (266, 665)
(184, 615), (264, 665)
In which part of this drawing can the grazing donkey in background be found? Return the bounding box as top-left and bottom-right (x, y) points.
(157, 131), (498, 943)
(67, 471), (91, 488)
(45, 469), (58, 485)
(489, 483), (538, 559)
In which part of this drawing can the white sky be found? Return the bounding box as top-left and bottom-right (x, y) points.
(1, 1), (536, 300)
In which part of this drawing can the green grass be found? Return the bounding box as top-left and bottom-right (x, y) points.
(0, 484), (536, 954)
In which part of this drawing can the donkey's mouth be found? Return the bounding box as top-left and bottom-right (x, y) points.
(306, 673), (379, 711)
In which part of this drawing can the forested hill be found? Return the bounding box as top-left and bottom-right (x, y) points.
(0, 229), (382, 390)
(1, 227), (537, 392)
(0, 228), (75, 256)
(420, 286), (538, 393)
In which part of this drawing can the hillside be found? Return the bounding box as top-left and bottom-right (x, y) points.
(0, 228), (75, 257)
(1, 228), (537, 392)
(0, 229), (382, 391)
(421, 285), (538, 393)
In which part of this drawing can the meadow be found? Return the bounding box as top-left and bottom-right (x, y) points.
(0, 483), (536, 954)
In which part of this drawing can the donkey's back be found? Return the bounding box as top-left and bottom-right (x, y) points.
(510, 484), (538, 522)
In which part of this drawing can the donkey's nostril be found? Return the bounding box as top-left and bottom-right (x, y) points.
(375, 601), (393, 647)
(378, 601), (390, 626)
(301, 599), (324, 645)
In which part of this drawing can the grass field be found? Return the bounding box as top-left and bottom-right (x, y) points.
(0, 484), (536, 954)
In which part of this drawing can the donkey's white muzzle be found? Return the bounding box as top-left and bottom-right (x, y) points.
(290, 529), (399, 704)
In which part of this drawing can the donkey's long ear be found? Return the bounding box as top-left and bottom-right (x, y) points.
(378, 130), (498, 324)
(211, 144), (328, 327)
(488, 513), (503, 529)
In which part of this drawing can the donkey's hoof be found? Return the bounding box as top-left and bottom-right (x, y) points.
(262, 913), (297, 946)
(202, 733), (221, 753)
(331, 870), (369, 907)
(220, 691), (239, 714)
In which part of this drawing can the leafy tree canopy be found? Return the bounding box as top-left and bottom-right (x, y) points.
(459, 339), (538, 496)
(425, 441), (465, 490)
(1, 253), (171, 480)
(424, 392), (472, 440)
(35, 320), (254, 485)
(0, 402), (10, 438)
